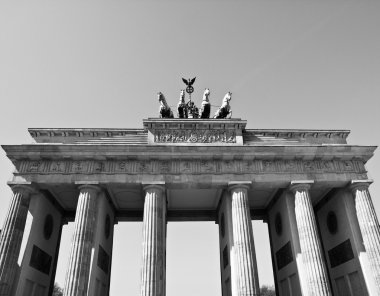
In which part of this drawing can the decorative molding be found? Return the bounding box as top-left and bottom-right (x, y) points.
(16, 159), (368, 177)
(154, 129), (236, 143)
(29, 129), (145, 139)
(244, 130), (349, 139)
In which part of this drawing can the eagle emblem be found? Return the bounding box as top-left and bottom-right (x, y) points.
(182, 77), (196, 94)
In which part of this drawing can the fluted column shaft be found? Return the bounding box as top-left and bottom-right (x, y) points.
(230, 184), (260, 296)
(291, 182), (331, 296)
(63, 185), (100, 296)
(350, 181), (380, 293)
(0, 186), (32, 296)
(140, 184), (166, 296)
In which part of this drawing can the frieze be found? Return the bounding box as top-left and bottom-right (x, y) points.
(154, 129), (236, 143)
(17, 159), (367, 176)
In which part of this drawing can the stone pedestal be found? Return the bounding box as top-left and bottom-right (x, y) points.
(290, 181), (331, 296)
(140, 184), (166, 296)
(229, 182), (260, 296)
(0, 185), (33, 296)
(350, 180), (380, 294)
(63, 185), (100, 296)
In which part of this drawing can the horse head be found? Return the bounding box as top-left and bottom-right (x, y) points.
(222, 92), (232, 107)
(179, 90), (185, 103)
(203, 88), (210, 102)
(157, 92), (167, 108)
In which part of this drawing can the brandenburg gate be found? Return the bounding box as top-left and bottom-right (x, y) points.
(0, 114), (379, 295)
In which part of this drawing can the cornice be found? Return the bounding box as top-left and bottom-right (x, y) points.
(2, 144), (376, 163)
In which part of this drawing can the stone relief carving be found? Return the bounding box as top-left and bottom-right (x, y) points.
(17, 159), (367, 177)
(51, 161), (64, 172)
(72, 161), (85, 173)
(180, 161), (192, 173)
(116, 161), (130, 172)
(27, 161), (42, 172)
(154, 129), (236, 143)
(94, 162), (106, 173)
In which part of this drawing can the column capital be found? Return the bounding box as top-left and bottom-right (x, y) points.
(349, 179), (373, 193)
(142, 181), (166, 193)
(75, 181), (102, 193)
(228, 181), (252, 192)
(8, 182), (36, 196)
(289, 180), (314, 193)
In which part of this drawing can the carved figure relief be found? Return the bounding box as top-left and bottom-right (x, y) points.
(160, 161), (171, 173)
(72, 161), (84, 173)
(304, 161), (315, 171)
(18, 159), (367, 178)
(284, 161), (297, 171)
(117, 161), (130, 172)
(343, 161), (353, 170)
(51, 161), (64, 172)
(201, 161), (215, 173)
(94, 162), (106, 173)
(28, 161), (41, 172)
(138, 161), (150, 173)
(263, 161), (275, 172)
(154, 129), (236, 143)
(321, 161), (334, 170)
(180, 161), (191, 173)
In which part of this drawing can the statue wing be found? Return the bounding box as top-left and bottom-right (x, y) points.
(182, 78), (189, 85)
(189, 77), (196, 86)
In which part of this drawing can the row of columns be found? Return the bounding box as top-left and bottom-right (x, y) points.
(0, 180), (380, 295)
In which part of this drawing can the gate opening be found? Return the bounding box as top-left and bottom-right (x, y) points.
(166, 222), (221, 296)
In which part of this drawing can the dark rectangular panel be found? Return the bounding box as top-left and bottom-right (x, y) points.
(29, 245), (52, 275)
(97, 245), (110, 274)
(276, 241), (293, 270)
(328, 239), (354, 268)
(223, 245), (229, 269)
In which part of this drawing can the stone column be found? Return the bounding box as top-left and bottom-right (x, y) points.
(229, 182), (260, 296)
(290, 181), (331, 296)
(350, 180), (380, 293)
(63, 185), (100, 296)
(140, 183), (166, 296)
(0, 185), (33, 296)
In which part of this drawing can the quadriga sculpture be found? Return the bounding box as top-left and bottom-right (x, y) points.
(177, 90), (188, 118)
(158, 92), (174, 118)
(200, 88), (211, 119)
(214, 92), (232, 119)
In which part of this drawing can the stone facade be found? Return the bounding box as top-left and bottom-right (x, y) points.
(0, 118), (379, 296)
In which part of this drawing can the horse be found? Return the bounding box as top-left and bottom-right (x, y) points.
(177, 89), (188, 118)
(213, 92), (232, 119)
(200, 88), (211, 119)
(158, 92), (174, 118)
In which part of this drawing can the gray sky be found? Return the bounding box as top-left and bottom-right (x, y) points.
(1, 1), (380, 295)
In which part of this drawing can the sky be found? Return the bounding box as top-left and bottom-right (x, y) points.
(0, 0), (380, 295)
